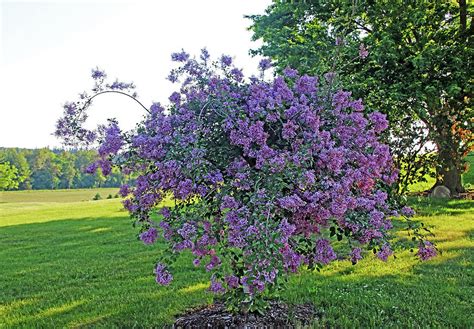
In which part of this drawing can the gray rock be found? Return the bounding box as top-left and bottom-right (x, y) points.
(431, 185), (451, 198)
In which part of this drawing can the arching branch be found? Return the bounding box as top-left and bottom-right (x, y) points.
(85, 90), (150, 114)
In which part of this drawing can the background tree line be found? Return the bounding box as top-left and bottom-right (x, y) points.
(0, 147), (130, 191)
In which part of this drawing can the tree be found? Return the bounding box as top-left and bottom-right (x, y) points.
(0, 162), (20, 190)
(248, 0), (473, 195)
(57, 151), (77, 189)
(29, 148), (61, 189)
(55, 51), (436, 313)
(0, 148), (31, 189)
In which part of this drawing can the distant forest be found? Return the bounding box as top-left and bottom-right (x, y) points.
(0, 147), (130, 190)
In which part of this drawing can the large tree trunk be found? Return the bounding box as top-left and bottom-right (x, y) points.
(433, 142), (465, 196)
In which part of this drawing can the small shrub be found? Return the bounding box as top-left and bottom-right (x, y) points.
(92, 193), (102, 201)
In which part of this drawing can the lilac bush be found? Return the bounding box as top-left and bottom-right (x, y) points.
(56, 50), (436, 313)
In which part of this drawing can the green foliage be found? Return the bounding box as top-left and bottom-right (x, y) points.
(0, 148), (31, 189)
(0, 147), (131, 190)
(0, 191), (472, 326)
(248, 0), (473, 194)
(92, 193), (102, 201)
(0, 162), (20, 190)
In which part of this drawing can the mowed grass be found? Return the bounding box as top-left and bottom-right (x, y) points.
(0, 190), (473, 327)
(0, 188), (119, 204)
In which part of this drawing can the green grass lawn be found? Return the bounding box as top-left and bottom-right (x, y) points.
(0, 190), (473, 327)
(0, 188), (119, 204)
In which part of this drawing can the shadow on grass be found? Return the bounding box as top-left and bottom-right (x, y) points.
(1, 199), (473, 327)
(285, 247), (473, 327)
(407, 197), (474, 216)
(0, 216), (211, 328)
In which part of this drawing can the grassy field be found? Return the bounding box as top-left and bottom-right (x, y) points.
(0, 190), (473, 327)
(0, 188), (119, 204)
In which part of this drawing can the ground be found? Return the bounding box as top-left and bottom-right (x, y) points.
(0, 189), (473, 327)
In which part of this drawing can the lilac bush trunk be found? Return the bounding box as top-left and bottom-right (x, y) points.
(56, 50), (436, 313)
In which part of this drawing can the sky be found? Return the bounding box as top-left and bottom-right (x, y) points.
(0, 0), (271, 148)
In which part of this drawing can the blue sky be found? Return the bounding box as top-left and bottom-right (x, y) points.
(0, 0), (271, 148)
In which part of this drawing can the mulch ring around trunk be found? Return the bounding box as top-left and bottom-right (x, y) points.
(173, 301), (319, 328)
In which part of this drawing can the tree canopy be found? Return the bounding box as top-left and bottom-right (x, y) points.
(248, 0), (473, 194)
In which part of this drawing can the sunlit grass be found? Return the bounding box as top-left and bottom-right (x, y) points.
(0, 190), (472, 327)
(0, 188), (120, 203)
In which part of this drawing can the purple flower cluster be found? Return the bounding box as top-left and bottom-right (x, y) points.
(91, 67), (107, 80)
(140, 227), (157, 245)
(377, 244), (393, 261)
(359, 43), (369, 59)
(56, 50), (436, 308)
(350, 247), (363, 265)
(314, 239), (337, 264)
(154, 263), (173, 285)
(416, 241), (437, 261)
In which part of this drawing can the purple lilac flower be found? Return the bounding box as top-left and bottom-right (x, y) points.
(154, 263), (173, 285)
(278, 194), (306, 211)
(282, 120), (298, 139)
(220, 195), (239, 210)
(417, 241), (437, 261)
(359, 43), (369, 59)
(206, 255), (221, 271)
(200, 48), (210, 61)
(225, 275), (240, 289)
(253, 280), (265, 292)
(140, 227), (158, 245)
(220, 55), (232, 67)
(283, 67), (298, 78)
(314, 239), (337, 264)
(377, 244), (393, 261)
(258, 58), (272, 71)
(178, 222), (196, 240)
(350, 247), (363, 264)
(119, 184), (130, 197)
(175, 179), (193, 199)
(159, 221), (173, 240)
(324, 71), (337, 83)
(401, 206), (415, 217)
(280, 244), (302, 272)
(209, 277), (225, 293)
(278, 218), (296, 244)
(295, 75), (317, 94)
(91, 67), (106, 80)
(169, 92), (181, 105)
(263, 269), (277, 284)
(171, 50), (190, 62)
(369, 112), (389, 133)
(230, 68), (244, 82)
(108, 80), (134, 90)
(158, 208), (170, 220)
(98, 122), (123, 156)
(85, 162), (98, 174)
(98, 159), (112, 176)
